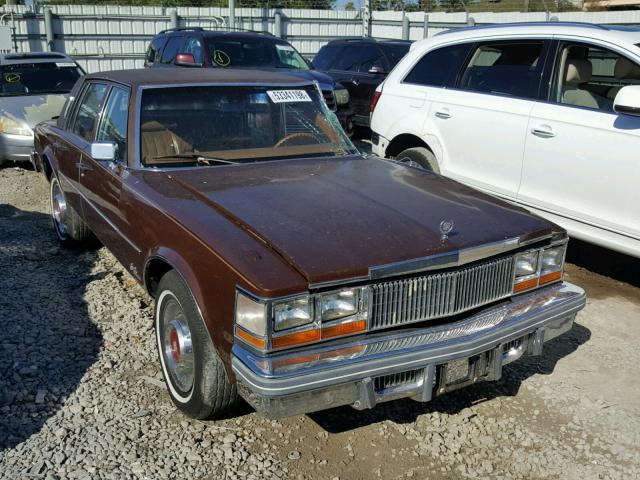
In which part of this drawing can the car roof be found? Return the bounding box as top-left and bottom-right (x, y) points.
(157, 28), (281, 42)
(427, 21), (640, 49)
(0, 52), (76, 66)
(326, 38), (412, 46)
(84, 68), (314, 88)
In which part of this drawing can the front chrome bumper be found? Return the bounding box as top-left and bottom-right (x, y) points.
(0, 132), (34, 163)
(232, 282), (586, 418)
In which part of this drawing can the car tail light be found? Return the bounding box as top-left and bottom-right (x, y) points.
(370, 90), (382, 114)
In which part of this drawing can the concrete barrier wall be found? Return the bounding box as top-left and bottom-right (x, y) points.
(1, 4), (639, 73)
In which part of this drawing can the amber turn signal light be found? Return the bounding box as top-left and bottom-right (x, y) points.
(539, 270), (563, 285)
(272, 328), (321, 349)
(322, 319), (366, 339)
(236, 328), (266, 349)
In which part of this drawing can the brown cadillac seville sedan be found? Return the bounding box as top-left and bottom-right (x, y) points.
(32, 69), (586, 419)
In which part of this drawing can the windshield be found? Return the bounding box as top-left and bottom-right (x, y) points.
(206, 38), (309, 70)
(140, 85), (358, 167)
(0, 62), (83, 97)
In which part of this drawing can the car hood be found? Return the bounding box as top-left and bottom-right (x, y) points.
(0, 94), (68, 130)
(149, 156), (554, 286)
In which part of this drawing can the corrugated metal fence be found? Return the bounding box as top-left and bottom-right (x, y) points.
(1, 4), (639, 72)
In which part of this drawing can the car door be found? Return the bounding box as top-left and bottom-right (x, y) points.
(57, 82), (109, 219)
(431, 39), (551, 200)
(350, 45), (389, 125)
(328, 45), (370, 122)
(78, 85), (141, 270)
(519, 40), (640, 245)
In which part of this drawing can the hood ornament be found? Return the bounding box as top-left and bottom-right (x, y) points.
(439, 219), (454, 241)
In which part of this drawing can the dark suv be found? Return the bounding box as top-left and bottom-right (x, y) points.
(312, 38), (411, 129)
(145, 28), (354, 134)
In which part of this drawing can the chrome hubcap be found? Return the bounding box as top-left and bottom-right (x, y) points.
(162, 298), (194, 394)
(51, 180), (68, 237)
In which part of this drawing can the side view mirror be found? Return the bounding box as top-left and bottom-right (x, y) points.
(175, 53), (202, 68)
(614, 85), (640, 117)
(90, 142), (116, 162)
(368, 65), (387, 75)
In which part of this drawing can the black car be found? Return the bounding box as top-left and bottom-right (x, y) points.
(145, 28), (354, 134)
(312, 38), (411, 129)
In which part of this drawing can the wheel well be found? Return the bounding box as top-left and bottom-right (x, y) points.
(385, 134), (431, 158)
(41, 155), (53, 181)
(145, 258), (173, 298)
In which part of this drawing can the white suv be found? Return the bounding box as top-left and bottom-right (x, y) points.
(371, 22), (640, 258)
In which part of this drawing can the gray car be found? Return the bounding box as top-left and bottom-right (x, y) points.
(0, 52), (84, 165)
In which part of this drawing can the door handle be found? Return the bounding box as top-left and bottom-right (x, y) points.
(434, 108), (451, 119)
(531, 125), (556, 138)
(76, 162), (92, 172)
(351, 78), (360, 86)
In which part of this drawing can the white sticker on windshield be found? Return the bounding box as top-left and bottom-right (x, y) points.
(55, 62), (76, 67)
(275, 44), (295, 52)
(267, 90), (312, 103)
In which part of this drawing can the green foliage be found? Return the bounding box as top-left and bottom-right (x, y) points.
(42, 0), (335, 7)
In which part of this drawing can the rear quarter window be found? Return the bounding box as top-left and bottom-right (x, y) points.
(146, 36), (167, 64)
(160, 37), (183, 64)
(404, 43), (472, 87)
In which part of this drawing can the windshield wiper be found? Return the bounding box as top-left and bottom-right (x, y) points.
(149, 153), (239, 166)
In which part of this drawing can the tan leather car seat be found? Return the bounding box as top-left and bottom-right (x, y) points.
(141, 121), (193, 162)
(607, 58), (640, 101)
(562, 59), (603, 109)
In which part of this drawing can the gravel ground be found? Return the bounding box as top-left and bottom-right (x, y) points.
(1, 165), (639, 480)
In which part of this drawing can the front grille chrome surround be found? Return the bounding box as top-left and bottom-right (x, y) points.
(369, 255), (514, 330)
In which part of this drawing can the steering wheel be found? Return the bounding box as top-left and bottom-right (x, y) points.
(273, 132), (317, 148)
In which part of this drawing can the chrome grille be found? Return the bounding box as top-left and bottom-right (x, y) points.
(374, 368), (422, 392)
(369, 255), (514, 330)
(322, 90), (337, 111)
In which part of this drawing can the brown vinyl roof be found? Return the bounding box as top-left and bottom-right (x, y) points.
(85, 68), (313, 88)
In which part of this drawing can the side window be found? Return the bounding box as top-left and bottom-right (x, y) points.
(459, 41), (545, 99)
(183, 37), (203, 64)
(71, 83), (108, 142)
(96, 87), (130, 163)
(359, 47), (387, 73)
(146, 37), (167, 64)
(332, 46), (365, 72)
(552, 42), (639, 112)
(161, 37), (183, 64)
(404, 43), (472, 88)
(313, 45), (343, 70)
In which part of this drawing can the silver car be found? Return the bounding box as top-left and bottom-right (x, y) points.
(0, 52), (84, 165)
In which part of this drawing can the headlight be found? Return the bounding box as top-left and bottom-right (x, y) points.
(513, 242), (566, 293)
(0, 116), (32, 136)
(320, 288), (359, 321)
(540, 244), (565, 274)
(334, 88), (349, 106)
(235, 292), (267, 348)
(515, 250), (539, 277)
(274, 295), (312, 331)
(235, 287), (368, 351)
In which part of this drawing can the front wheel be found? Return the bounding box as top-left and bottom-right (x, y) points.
(396, 147), (440, 173)
(155, 270), (238, 419)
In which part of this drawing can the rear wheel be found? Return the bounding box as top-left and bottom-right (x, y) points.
(396, 147), (440, 173)
(155, 270), (238, 419)
(49, 176), (92, 247)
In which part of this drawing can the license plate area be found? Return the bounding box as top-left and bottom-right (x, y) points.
(436, 349), (496, 395)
